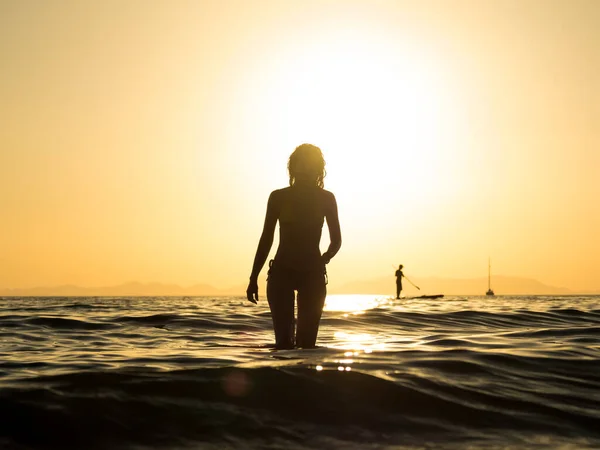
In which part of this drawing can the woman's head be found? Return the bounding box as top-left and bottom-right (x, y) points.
(288, 143), (326, 188)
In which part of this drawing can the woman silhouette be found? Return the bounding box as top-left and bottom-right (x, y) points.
(246, 144), (342, 349)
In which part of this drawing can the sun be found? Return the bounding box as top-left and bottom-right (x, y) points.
(230, 26), (465, 231)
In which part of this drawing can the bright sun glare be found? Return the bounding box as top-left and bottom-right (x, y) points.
(236, 27), (465, 229)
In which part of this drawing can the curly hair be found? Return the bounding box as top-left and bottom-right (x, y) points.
(288, 143), (326, 188)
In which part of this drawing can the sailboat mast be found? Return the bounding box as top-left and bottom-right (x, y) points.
(486, 258), (495, 296)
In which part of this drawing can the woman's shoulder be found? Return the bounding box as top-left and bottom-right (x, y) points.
(269, 187), (291, 197)
(269, 187), (291, 200)
(320, 189), (337, 205)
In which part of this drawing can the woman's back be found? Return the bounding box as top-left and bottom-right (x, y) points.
(273, 186), (332, 270)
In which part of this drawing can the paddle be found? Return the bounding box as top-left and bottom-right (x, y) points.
(404, 276), (420, 290)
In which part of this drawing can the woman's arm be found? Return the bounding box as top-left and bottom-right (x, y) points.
(322, 192), (341, 264)
(247, 191), (279, 303)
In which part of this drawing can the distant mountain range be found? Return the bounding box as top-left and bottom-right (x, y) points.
(0, 276), (596, 297)
(0, 282), (246, 297)
(330, 275), (582, 296)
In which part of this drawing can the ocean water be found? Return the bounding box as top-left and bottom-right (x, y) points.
(0, 294), (599, 449)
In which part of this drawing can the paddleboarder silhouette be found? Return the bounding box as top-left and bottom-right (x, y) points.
(246, 144), (342, 349)
(395, 264), (404, 299)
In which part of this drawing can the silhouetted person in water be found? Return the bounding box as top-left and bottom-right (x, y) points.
(247, 144), (342, 349)
(395, 264), (404, 299)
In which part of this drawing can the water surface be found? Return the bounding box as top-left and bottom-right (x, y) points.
(1, 295), (599, 449)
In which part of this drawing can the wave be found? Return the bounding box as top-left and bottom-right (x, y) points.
(25, 316), (117, 330)
(0, 365), (599, 450)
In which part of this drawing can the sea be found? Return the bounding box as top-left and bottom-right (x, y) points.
(0, 294), (599, 450)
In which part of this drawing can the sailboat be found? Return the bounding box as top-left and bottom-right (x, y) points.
(486, 258), (495, 296)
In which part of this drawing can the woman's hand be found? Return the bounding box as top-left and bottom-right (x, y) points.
(246, 280), (259, 304)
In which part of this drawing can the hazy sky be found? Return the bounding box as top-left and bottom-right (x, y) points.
(1, 0), (599, 292)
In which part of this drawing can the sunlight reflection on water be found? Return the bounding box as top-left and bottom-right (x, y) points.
(322, 295), (391, 353)
(323, 294), (390, 312)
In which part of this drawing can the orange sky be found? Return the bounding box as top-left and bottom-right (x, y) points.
(1, 0), (599, 292)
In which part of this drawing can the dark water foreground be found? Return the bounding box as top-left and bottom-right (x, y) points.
(1, 295), (599, 449)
